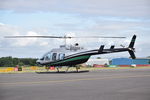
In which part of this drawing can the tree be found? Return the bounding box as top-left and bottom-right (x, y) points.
(0, 56), (38, 67)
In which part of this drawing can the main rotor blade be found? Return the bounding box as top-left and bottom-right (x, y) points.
(4, 36), (67, 38)
(4, 36), (126, 39)
(71, 36), (126, 38)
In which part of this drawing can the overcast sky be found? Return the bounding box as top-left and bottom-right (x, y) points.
(0, 0), (150, 58)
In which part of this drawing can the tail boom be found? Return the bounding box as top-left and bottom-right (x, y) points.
(94, 35), (137, 59)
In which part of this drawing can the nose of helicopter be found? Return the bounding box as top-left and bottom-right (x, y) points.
(36, 59), (41, 64)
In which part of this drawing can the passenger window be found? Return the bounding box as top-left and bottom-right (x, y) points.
(52, 53), (57, 60)
(59, 54), (65, 60)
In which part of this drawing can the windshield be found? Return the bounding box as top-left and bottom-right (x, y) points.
(40, 52), (51, 61)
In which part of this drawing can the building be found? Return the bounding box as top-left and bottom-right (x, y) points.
(86, 59), (109, 66)
(111, 58), (150, 65)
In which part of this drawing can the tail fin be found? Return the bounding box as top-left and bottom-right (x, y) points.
(128, 35), (136, 59)
(129, 35), (136, 48)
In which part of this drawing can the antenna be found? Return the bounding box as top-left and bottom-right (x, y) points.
(64, 35), (67, 48)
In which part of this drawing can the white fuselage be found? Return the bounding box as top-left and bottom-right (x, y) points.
(37, 45), (87, 64)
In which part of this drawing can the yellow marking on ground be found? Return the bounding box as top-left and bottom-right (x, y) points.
(0, 74), (150, 86)
(1, 67), (150, 73)
(0, 66), (150, 73)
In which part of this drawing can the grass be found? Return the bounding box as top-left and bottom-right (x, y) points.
(0, 66), (150, 74)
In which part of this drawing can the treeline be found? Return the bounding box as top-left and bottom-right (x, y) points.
(0, 56), (38, 67)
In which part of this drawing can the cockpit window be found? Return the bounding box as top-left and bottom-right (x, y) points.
(44, 53), (51, 61)
(40, 57), (44, 60)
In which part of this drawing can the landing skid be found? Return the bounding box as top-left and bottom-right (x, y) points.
(56, 66), (80, 73)
(43, 66), (88, 73)
(56, 67), (60, 72)
(65, 66), (80, 72)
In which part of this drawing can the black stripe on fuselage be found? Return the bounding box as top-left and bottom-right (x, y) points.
(64, 48), (128, 59)
(65, 49), (98, 59)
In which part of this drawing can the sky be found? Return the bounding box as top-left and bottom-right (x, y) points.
(0, 0), (150, 58)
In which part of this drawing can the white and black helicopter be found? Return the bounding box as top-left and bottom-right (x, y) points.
(5, 35), (136, 72)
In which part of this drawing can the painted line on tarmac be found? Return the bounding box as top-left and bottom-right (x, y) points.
(0, 74), (150, 86)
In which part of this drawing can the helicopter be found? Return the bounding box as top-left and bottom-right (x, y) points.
(5, 35), (136, 72)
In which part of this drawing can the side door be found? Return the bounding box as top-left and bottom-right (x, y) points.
(52, 53), (57, 61)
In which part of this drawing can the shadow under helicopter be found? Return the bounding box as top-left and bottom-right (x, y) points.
(36, 70), (89, 74)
